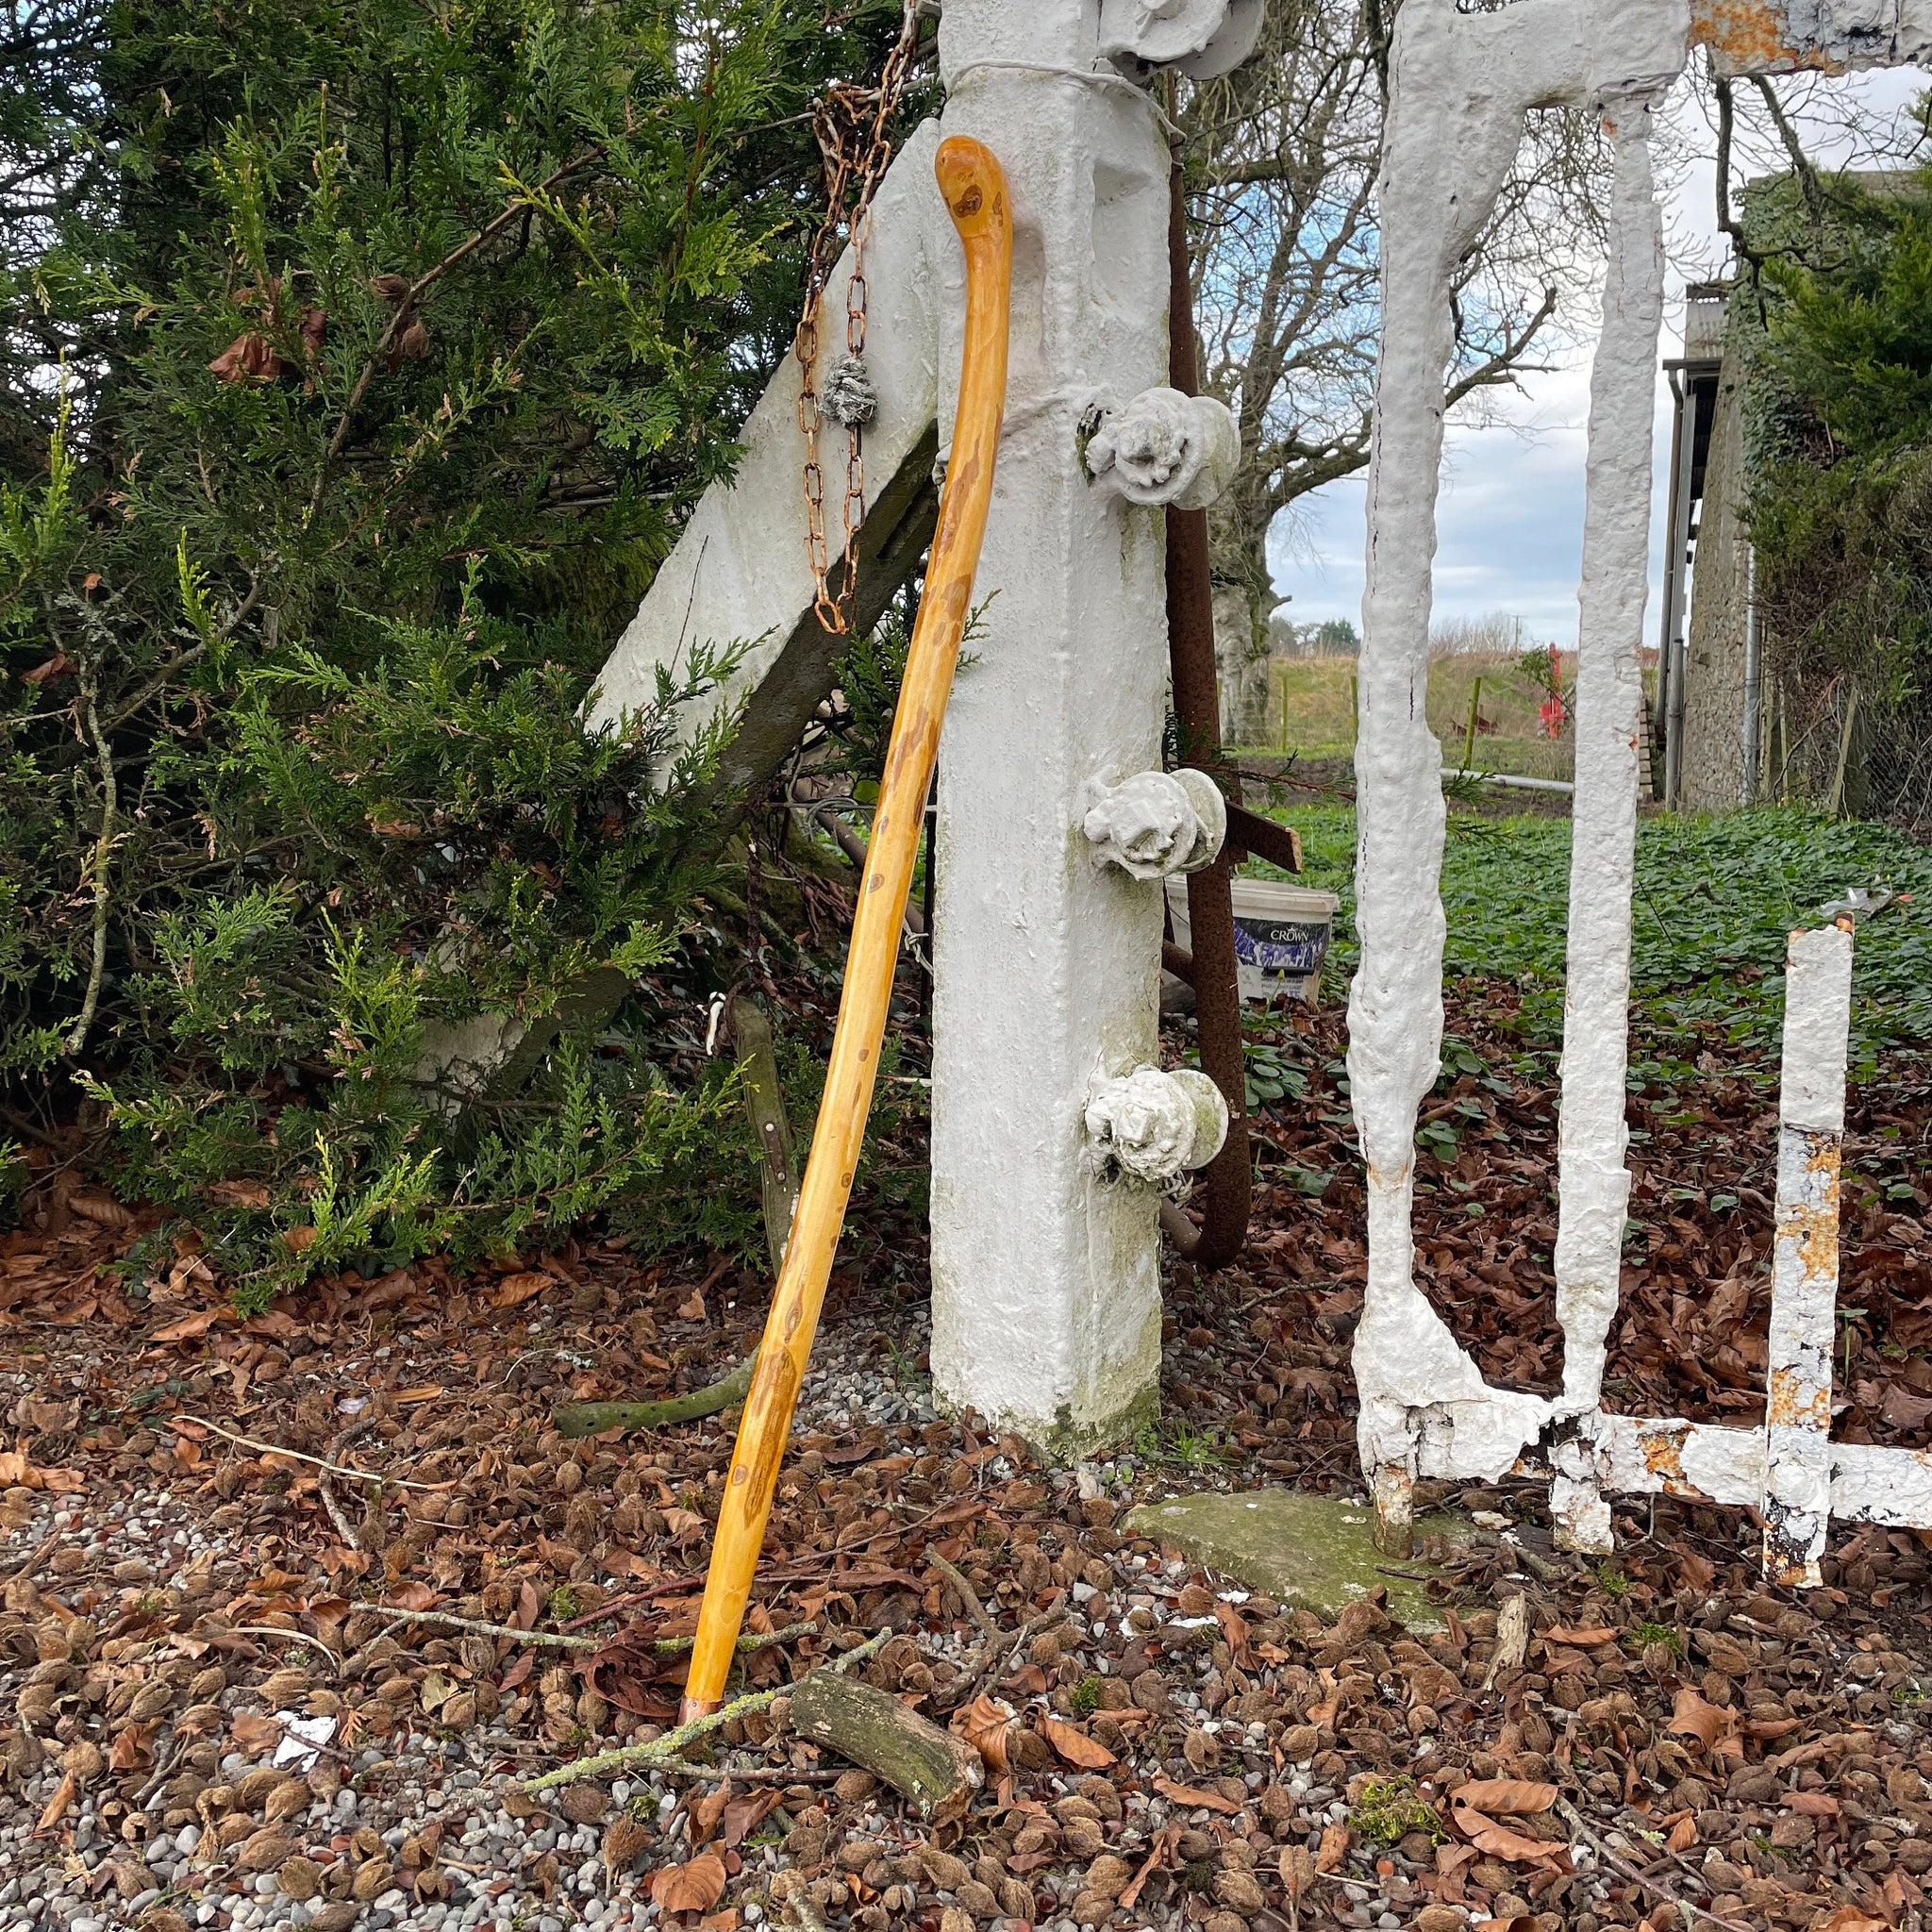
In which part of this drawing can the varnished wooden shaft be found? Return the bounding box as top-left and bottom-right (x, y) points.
(679, 137), (1013, 1720)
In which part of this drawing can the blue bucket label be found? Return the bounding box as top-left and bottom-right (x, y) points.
(1234, 916), (1331, 979)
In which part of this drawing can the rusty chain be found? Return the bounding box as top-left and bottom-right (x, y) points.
(796, 2), (924, 636)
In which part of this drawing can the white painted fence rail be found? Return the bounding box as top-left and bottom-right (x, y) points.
(1351, 0), (1931, 1574)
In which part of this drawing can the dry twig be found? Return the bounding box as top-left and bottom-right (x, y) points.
(187, 1414), (451, 1492)
(373, 1605), (817, 1658)
(1557, 1800), (1753, 1932)
(522, 1626), (892, 1793)
(925, 1550), (995, 1640)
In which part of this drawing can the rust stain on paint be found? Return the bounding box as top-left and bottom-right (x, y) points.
(1690, 0), (1841, 72)
(1768, 1365), (1830, 1431)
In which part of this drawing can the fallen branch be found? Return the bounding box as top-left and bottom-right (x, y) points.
(1, 1530), (60, 1587)
(522, 1627), (892, 1794)
(318, 1415), (375, 1553)
(228, 1625), (342, 1673)
(948, 1607), (1068, 1709)
(926, 1550), (995, 1640)
(787, 1892), (833, 1932)
(305, 147), (605, 529)
(61, 663), (117, 1059)
(789, 1667), (982, 1821)
(553, 1350), (758, 1439)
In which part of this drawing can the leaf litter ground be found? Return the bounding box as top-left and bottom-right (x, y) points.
(7, 807), (1932, 1932)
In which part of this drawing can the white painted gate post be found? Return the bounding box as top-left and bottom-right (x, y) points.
(925, 3), (1237, 1454)
(1546, 84), (1674, 1556)
(1764, 924), (1854, 1585)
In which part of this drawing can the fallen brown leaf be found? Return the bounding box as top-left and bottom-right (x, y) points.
(151, 1308), (225, 1343)
(1213, 1599), (1251, 1661)
(491, 1272), (549, 1308)
(67, 1190), (134, 1228)
(1454, 1778), (1556, 1817)
(1449, 1805), (1565, 1866)
(719, 1790), (781, 1849)
(1039, 1715), (1115, 1769)
(951, 1695), (1017, 1774)
(1315, 1824), (1349, 1874)
(1279, 1844), (1316, 1901)
(1666, 1687), (1738, 1755)
(1539, 1625), (1617, 1646)
(230, 1712), (283, 1755)
(1152, 1774), (1242, 1817)
(649, 1854), (726, 1916)
(35, 1770), (76, 1836)
(1783, 1790), (1840, 1818)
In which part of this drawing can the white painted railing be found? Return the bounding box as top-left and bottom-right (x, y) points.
(1351, 0), (1932, 1574)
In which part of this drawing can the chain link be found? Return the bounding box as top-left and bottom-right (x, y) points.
(796, 2), (924, 637)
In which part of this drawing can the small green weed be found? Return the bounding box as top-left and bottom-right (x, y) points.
(1626, 1620), (1682, 1657)
(1592, 1562), (1629, 1597)
(546, 1585), (583, 1622)
(1134, 1418), (1231, 1470)
(1072, 1674), (1102, 1715)
(1350, 1777), (1445, 1848)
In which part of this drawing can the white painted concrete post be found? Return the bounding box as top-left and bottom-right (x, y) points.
(1764, 924), (1854, 1586)
(1350, 0), (1688, 1552)
(925, 2), (1183, 1455)
(1349, 0), (1572, 1553)
(1547, 86), (1674, 1557)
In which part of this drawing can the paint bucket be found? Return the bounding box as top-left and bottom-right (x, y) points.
(1165, 877), (1341, 1005)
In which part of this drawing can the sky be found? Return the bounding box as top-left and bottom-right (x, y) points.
(1270, 67), (1931, 648)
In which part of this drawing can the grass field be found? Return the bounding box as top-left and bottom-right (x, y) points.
(1249, 802), (1932, 1082)
(1245, 649), (1645, 785)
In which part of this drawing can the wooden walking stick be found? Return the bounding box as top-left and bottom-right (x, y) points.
(678, 136), (1013, 1722)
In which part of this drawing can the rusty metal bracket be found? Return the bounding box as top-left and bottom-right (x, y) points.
(1161, 145), (1250, 1274)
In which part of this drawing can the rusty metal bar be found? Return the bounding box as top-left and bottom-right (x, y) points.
(1225, 801), (1303, 874)
(1163, 144), (1250, 1273)
(1763, 921), (1855, 1586)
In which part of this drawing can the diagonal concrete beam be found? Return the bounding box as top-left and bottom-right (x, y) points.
(586, 119), (948, 801)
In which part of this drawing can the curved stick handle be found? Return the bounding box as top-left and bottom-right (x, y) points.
(679, 137), (1013, 1720)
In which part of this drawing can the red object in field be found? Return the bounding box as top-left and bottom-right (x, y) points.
(1537, 644), (1567, 737)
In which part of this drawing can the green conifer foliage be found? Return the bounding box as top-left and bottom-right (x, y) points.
(0, 0), (910, 1296)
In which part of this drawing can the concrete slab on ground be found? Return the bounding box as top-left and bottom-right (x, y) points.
(1124, 1488), (1464, 1633)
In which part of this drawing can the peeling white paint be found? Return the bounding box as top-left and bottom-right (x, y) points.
(1583, 1412), (1769, 1507)
(1546, 82), (1679, 1557)
(587, 122), (946, 758)
(1694, 0), (1932, 72)
(1349, 0), (1689, 1546)
(1763, 925), (1853, 1583)
(927, 0), (1251, 1456)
